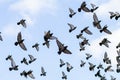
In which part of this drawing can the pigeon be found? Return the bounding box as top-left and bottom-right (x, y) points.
(81, 38), (90, 46)
(67, 23), (76, 32)
(90, 3), (99, 12)
(116, 63), (120, 73)
(0, 32), (3, 41)
(60, 59), (65, 67)
(93, 13), (102, 29)
(32, 43), (39, 51)
(27, 70), (35, 79)
(66, 62), (73, 72)
(6, 55), (18, 71)
(109, 12), (116, 19)
(40, 67), (46, 76)
(56, 39), (72, 55)
(62, 71), (67, 80)
(43, 30), (57, 48)
(81, 26), (92, 35)
(17, 19), (26, 28)
(99, 38), (111, 48)
(115, 12), (120, 20)
(79, 42), (85, 51)
(104, 65), (114, 72)
(116, 49), (120, 64)
(110, 75), (116, 80)
(28, 54), (36, 64)
(14, 32), (27, 51)
(85, 53), (92, 60)
(76, 33), (85, 39)
(80, 60), (86, 67)
(100, 75), (106, 80)
(116, 42), (120, 48)
(78, 1), (91, 12)
(100, 25), (112, 34)
(88, 62), (96, 71)
(69, 8), (76, 18)
(20, 70), (28, 78)
(21, 57), (28, 65)
(103, 52), (111, 64)
(97, 63), (104, 69)
(95, 70), (102, 77)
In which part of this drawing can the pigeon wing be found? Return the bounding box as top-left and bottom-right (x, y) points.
(67, 23), (75, 29)
(19, 43), (27, 51)
(93, 13), (99, 22)
(56, 39), (64, 50)
(104, 28), (112, 34)
(82, 7), (91, 12)
(63, 49), (72, 54)
(17, 32), (22, 42)
(28, 73), (35, 79)
(0, 34), (3, 41)
(85, 29), (92, 35)
(69, 8), (74, 14)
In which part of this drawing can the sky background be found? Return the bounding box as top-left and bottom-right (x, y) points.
(1, 0), (120, 80)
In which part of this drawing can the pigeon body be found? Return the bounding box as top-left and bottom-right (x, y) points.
(17, 19), (26, 28)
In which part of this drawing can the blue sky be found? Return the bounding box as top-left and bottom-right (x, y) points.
(1, 0), (120, 80)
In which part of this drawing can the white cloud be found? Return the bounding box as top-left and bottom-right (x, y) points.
(9, 0), (58, 16)
(96, 0), (120, 16)
(87, 29), (120, 67)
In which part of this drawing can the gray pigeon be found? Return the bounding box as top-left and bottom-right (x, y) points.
(56, 39), (72, 55)
(86, 53), (92, 60)
(32, 43), (39, 51)
(67, 23), (76, 32)
(90, 3), (99, 12)
(15, 32), (27, 51)
(109, 12), (116, 19)
(104, 65), (114, 72)
(93, 13), (102, 29)
(76, 33), (85, 39)
(100, 25), (112, 34)
(66, 62), (73, 72)
(69, 8), (76, 18)
(6, 55), (18, 71)
(60, 59), (65, 67)
(78, 1), (91, 12)
(21, 57), (28, 65)
(17, 19), (26, 28)
(62, 71), (67, 80)
(103, 52), (111, 64)
(88, 62), (96, 71)
(40, 67), (46, 76)
(99, 38), (111, 48)
(80, 60), (86, 67)
(28, 54), (36, 64)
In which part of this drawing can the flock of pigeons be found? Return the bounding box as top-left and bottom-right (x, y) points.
(1, 1), (120, 80)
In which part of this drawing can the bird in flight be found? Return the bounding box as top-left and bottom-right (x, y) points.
(17, 19), (26, 28)
(14, 32), (27, 51)
(40, 67), (46, 76)
(90, 3), (99, 12)
(67, 23), (77, 32)
(21, 57), (29, 65)
(32, 43), (39, 51)
(69, 8), (76, 18)
(28, 54), (36, 64)
(99, 38), (111, 48)
(60, 59), (65, 67)
(100, 25), (112, 34)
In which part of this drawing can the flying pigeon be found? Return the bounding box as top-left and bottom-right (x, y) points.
(100, 25), (112, 34)
(80, 60), (86, 67)
(115, 12), (120, 20)
(81, 38), (90, 46)
(28, 54), (36, 64)
(40, 67), (46, 76)
(32, 43), (39, 51)
(79, 42), (85, 51)
(20, 70), (28, 78)
(116, 42), (120, 48)
(43, 30), (57, 48)
(62, 71), (67, 80)
(86, 53), (92, 60)
(95, 70), (102, 77)
(66, 62), (73, 72)
(104, 65), (114, 72)
(67, 23), (77, 32)
(14, 32), (27, 51)
(21, 57), (28, 65)
(69, 8), (76, 18)
(99, 38), (111, 48)
(0, 32), (3, 41)
(27, 70), (35, 79)
(56, 39), (72, 55)
(78, 1), (91, 12)
(109, 12), (116, 19)
(60, 59), (65, 67)
(90, 3), (99, 12)
(103, 52), (111, 64)
(97, 63), (104, 69)
(93, 13), (102, 29)
(17, 19), (26, 28)
(88, 62), (96, 71)
(81, 26), (92, 35)
(6, 55), (18, 71)
(76, 33), (85, 39)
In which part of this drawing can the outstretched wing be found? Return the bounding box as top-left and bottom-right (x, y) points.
(88, 62), (93, 67)
(85, 29), (93, 35)
(69, 8), (74, 14)
(28, 54), (34, 60)
(109, 12), (115, 16)
(117, 49), (120, 56)
(17, 32), (22, 42)
(104, 52), (108, 59)
(63, 49), (72, 54)
(50, 36), (57, 40)
(91, 3), (96, 9)
(56, 39), (64, 50)
(104, 28), (112, 34)
(19, 42), (27, 51)
(11, 59), (16, 67)
(28, 73), (35, 79)
(93, 13), (99, 22)
(60, 59), (64, 64)
(62, 71), (66, 76)
(82, 7), (91, 12)
(67, 23), (75, 29)
(41, 67), (45, 73)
